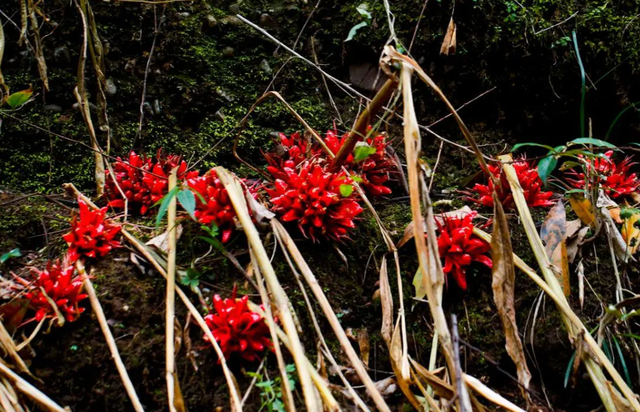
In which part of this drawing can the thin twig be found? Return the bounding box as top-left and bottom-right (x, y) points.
(165, 167), (179, 412)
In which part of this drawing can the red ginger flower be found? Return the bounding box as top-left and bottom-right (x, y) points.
(24, 259), (88, 323)
(105, 150), (198, 215)
(437, 211), (492, 290)
(566, 150), (639, 199)
(265, 160), (364, 242)
(468, 159), (554, 209)
(323, 127), (395, 196)
(203, 289), (272, 361)
(186, 169), (237, 243)
(63, 199), (121, 263)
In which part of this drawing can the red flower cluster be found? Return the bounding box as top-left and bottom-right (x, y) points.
(203, 289), (272, 361)
(187, 169), (237, 243)
(323, 127), (395, 196)
(265, 160), (364, 242)
(105, 150), (197, 215)
(468, 159), (554, 209)
(566, 150), (639, 199)
(24, 259), (88, 323)
(267, 128), (395, 197)
(437, 211), (492, 290)
(63, 200), (121, 263)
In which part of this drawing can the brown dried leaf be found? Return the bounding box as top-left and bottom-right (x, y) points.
(621, 213), (640, 254)
(379, 256), (394, 347)
(490, 195), (533, 405)
(440, 17), (457, 55)
(357, 328), (370, 367)
(540, 200), (566, 258)
(390, 319), (422, 410)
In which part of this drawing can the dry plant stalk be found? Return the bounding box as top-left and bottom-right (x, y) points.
(73, 0), (106, 197)
(216, 167), (321, 412)
(498, 153), (640, 412)
(248, 248), (296, 412)
(164, 168), (185, 412)
(272, 220), (391, 412)
(75, 261), (145, 412)
(0, 16), (9, 99)
(490, 191), (533, 405)
(26, 0), (49, 90)
(0, 359), (67, 412)
(63, 183), (243, 411)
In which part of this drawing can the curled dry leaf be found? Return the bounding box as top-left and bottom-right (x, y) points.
(540, 200), (570, 296)
(491, 194), (534, 405)
(379, 256), (393, 347)
(440, 17), (457, 55)
(569, 193), (595, 227)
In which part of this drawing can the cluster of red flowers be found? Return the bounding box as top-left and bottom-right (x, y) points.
(468, 159), (554, 209)
(266, 161), (364, 242)
(436, 211), (492, 290)
(63, 200), (121, 263)
(323, 127), (395, 196)
(566, 150), (640, 198)
(23, 259), (88, 323)
(187, 169), (237, 243)
(264, 127), (394, 241)
(105, 150), (197, 215)
(203, 288), (273, 361)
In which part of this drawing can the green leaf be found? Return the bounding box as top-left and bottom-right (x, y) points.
(339, 184), (354, 197)
(0, 248), (21, 264)
(563, 351), (577, 388)
(612, 335), (632, 388)
(5, 87), (33, 109)
(155, 187), (180, 227)
(537, 155), (557, 184)
(180, 267), (200, 288)
(511, 142), (553, 152)
(201, 223), (219, 238)
(353, 144), (377, 162)
(351, 175), (364, 183)
(177, 189), (197, 221)
(198, 236), (224, 251)
(620, 207), (640, 220)
(345, 21), (368, 42)
(356, 3), (372, 19)
(568, 137), (617, 149)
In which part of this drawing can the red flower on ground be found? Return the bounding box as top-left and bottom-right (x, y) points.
(323, 127), (395, 196)
(187, 169), (237, 243)
(105, 150), (198, 215)
(566, 150), (639, 199)
(24, 259), (88, 323)
(203, 289), (272, 361)
(63, 199), (121, 263)
(436, 211), (492, 290)
(265, 160), (364, 242)
(468, 159), (554, 209)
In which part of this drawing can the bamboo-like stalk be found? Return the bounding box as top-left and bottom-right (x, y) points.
(249, 248), (296, 412)
(497, 153), (640, 412)
(400, 63), (456, 379)
(0, 360), (67, 412)
(463, 374), (526, 412)
(63, 183), (244, 411)
(165, 168), (179, 412)
(216, 168), (321, 412)
(75, 260), (145, 412)
(272, 220), (391, 412)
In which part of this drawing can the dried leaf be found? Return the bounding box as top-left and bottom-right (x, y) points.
(606, 381), (634, 412)
(379, 256), (393, 347)
(567, 226), (589, 264)
(390, 319), (422, 410)
(550, 241), (570, 297)
(358, 328), (370, 367)
(540, 200), (566, 258)
(373, 377), (397, 397)
(491, 195), (533, 404)
(440, 17), (457, 55)
(569, 194), (595, 227)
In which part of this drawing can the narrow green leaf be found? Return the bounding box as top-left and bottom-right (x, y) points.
(612, 335), (632, 388)
(339, 184), (354, 197)
(345, 21), (368, 42)
(568, 137), (617, 149)
(0, 248), (21, 264)
(155, 187), (180, 227)
(177, 189), (197, 221)
(537, 155), (557, 184)
(351, 175), (364, 183)
(564, 351), (576, 388)
(511, 142), (553, 152)
(5, 87), (33, 109)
